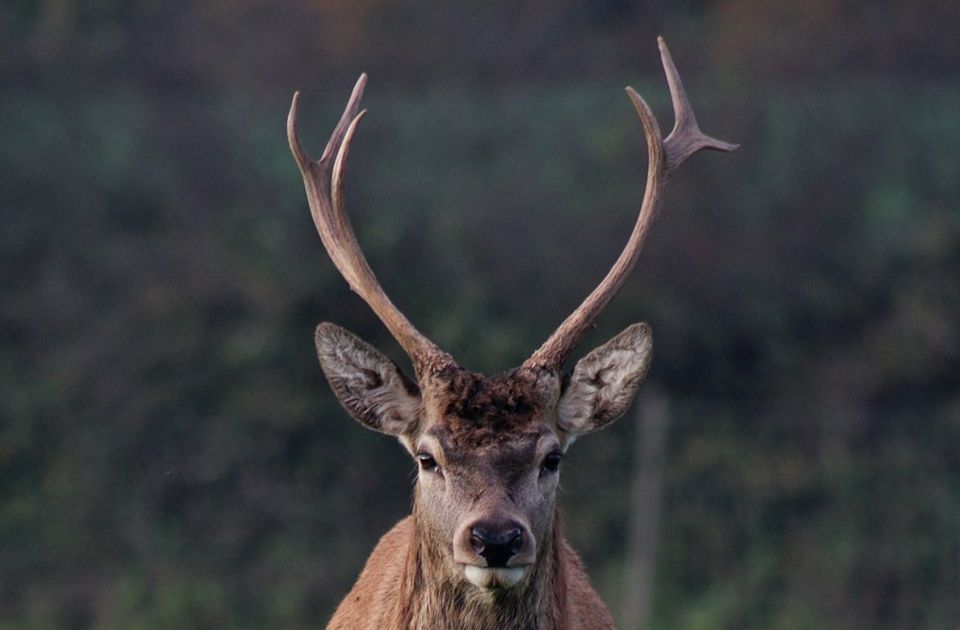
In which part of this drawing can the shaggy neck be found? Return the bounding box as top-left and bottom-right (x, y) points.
(399, 504), (566, 630)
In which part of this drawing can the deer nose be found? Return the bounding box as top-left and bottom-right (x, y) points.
(470, 524), (523, 568)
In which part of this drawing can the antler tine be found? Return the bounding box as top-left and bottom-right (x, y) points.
(523, 38), (737, 372)
(288, 76), (456, 376)
(657, 37), (740, 172)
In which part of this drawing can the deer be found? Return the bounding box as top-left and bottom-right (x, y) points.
(286, 37), (736, 630)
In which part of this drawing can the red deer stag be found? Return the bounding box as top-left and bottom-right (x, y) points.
(287, 37), (736, 630)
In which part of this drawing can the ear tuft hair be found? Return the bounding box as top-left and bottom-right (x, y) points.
(314, 322), (422, 436)
(557, 323), (653, 435)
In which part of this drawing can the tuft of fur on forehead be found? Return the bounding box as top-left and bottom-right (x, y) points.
(434, 367), (558, 449)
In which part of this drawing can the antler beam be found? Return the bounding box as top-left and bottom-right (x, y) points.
(288, 75), (457, 376)
(522, 37), (738, 372)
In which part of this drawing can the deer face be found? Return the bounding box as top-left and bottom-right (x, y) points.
(315, 321), (653, 591)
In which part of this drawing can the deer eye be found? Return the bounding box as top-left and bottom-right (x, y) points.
(541, 452), (563, 474)
(417, 453), (439, 473)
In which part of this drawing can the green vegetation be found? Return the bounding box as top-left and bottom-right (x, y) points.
(1, 2), (958, 628)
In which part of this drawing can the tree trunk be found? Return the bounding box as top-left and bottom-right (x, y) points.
(621, 389), (669, 630)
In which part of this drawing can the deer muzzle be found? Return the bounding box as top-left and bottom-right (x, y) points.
(453, 518), (536, 589)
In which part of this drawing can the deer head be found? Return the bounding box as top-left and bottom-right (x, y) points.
(288, 38), (736, 592)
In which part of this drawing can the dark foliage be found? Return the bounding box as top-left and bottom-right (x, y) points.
(1, 1), (958, 628)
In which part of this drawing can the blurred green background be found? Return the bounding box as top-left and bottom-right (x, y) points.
(1, 1), (958, 628)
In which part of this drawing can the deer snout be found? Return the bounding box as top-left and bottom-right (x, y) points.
(471, 524), (523, 567)
(454, 519), (535, 568)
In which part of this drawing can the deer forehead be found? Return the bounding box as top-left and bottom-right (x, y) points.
(419, 368), (562, 449)
(424, 425), (555, 471)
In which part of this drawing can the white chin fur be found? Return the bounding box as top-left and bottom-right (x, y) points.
(463, 565), (527, 589)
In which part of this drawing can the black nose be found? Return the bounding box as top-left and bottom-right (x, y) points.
(470, 524), (523, 568)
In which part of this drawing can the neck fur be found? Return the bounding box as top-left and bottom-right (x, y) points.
(395, 506), (567, 630)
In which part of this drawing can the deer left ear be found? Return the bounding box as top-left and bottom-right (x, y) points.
(557, 323), (653, 436)
(314, 322), (423, 437)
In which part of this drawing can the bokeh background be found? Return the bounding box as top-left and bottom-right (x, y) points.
(2, 1), (959, 628)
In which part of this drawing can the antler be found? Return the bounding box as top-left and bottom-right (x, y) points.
(288, 75), (457, 376)
(522, 37), (738, 372)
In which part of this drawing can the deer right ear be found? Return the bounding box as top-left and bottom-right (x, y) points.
(556, 323), (653, 436)
(314, 322), (422, 436)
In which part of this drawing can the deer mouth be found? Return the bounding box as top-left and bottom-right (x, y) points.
(462, 565), (529, 590)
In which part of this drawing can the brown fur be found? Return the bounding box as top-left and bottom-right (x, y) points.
(430, 367), (557, 449)
(313, 332), (651, 629)
(327, 511), (614, 629)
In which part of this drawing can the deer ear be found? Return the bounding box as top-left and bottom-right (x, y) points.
(314, 322), (422, 436)
(557, 323), (653, 436)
